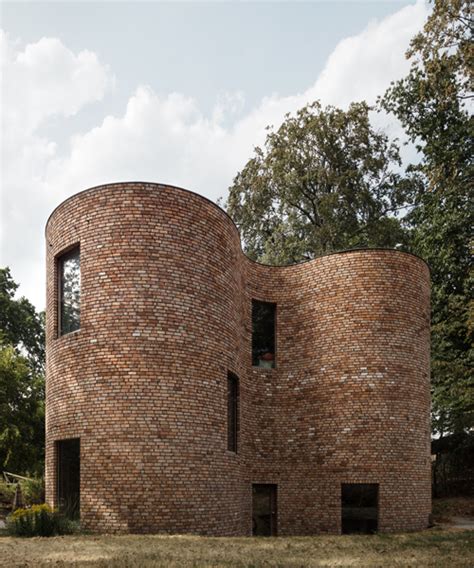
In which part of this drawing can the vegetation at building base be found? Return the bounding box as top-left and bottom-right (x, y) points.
(6, 504), (77, 537)
(0, 476), (44, 509)
(226, 0), (473, 440)
(0, 530), (473, 567)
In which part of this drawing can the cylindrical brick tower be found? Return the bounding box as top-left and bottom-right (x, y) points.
(45, 182), (431, 535)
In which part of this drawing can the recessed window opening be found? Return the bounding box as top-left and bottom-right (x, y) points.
(56, 438), (80, 520)
(58, 246), (81, 335)
(227, 372), (239, 452)
(341, 483), (378, 534)
(252, 300), (276, 368)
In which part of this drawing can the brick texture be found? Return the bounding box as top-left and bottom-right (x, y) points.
(45, 182), (431, 535)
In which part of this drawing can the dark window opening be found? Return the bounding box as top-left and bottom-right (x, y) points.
(227, 372), (239, 452)
(252, 300), (276, 368)
(58, 246), (81, 335)
(341, 483), (378, 534)
(252, 484), (277, 536)
(56, 438), (80, 520)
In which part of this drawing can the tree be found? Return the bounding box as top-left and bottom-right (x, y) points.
(0, 268), (45, 373)
(381, 0), (473, 435)
(0, 267), (45, 474)
(225, 101), (415, 264)
(0, 344), (44, 476)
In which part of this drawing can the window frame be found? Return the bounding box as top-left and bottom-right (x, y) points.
(251, 299), (277, 369)
(341, 482), (379, 534)
(227, 371), (239, 453)
(57, 244), (81, 337)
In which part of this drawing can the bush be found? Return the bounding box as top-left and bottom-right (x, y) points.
(7, 504), (77, 537)
(0, 479), (15, 505)
(0, 477), (44, 508)
(19, 477), (45, 505)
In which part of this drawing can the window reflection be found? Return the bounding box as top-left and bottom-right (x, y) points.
(252, 300), (276, 368)
(59, 247), (80, 335)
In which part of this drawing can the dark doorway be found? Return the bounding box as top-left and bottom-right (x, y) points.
(56, 438), (80, 519)
(252, 484), (277, 536)
(341, 483), (378, 534)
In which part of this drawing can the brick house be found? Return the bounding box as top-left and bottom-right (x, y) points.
(45, 182), (431, 535)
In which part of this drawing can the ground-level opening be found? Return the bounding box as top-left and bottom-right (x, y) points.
(56, 438), (80, 519)
(252, 484), (277, 536)
(341, 483), (378, 534)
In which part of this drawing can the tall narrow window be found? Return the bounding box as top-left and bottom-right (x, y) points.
(58, 246), (81, 335)
(227, 372), (239, 452)
(252, 300), (276, 368)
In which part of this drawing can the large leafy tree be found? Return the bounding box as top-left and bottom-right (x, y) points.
(0, 268), (45, 374)
(381, 0), (473, 435)
(225, 101), (415, 264)
(0, 268), (45, 475)
(0, 344), (44, 475)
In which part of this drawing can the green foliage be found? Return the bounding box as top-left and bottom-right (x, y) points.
(381, 0), (473, 434)
(225, 101), (416, 264)
(0, 478), (16, 504)
(7, 504), (76, 537)
(0, 268), (45, 373)
(0, 267), (45, 475)
(0, 477), (44, 514)
(0, 345), (45, 475)
(20, 476), (45, 505)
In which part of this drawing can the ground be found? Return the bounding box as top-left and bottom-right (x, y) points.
(0, 498), (473, 567)
(0, 529), (473, 567)
(432, 496), (474, 526)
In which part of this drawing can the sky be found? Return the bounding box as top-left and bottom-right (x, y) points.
(0, 0), (430, 310)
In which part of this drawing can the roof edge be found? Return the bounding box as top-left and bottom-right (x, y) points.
(45, 181), (430, 272)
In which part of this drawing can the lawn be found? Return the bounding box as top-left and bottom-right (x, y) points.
(0, 528), (473, 567)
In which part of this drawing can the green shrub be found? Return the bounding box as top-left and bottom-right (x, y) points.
(0, 479), (15, 504)
(7, 504), (77, 537)
(20, 477), (45, 505)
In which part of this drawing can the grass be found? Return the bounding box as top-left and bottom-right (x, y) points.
(0, 528), (473, 567)
(432, 496), (474, 522)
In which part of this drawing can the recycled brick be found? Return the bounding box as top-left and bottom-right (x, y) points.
(45, 182), (431, 535)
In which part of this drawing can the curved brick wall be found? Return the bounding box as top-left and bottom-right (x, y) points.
(45, 182), (431, 534)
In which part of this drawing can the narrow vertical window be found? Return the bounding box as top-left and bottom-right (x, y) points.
(58, 246), (81, 335)
(227, 372), (239, 452)
(252, 300), (276, 368)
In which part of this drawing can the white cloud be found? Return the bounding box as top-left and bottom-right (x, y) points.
(0, 1), (428, 309)
(0, 31), (114, 307)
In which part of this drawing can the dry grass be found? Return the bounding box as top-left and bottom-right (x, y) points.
(432, 497), (474, 521)
(0, 528), (473, 567)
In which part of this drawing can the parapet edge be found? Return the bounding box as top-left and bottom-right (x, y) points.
(45, 181), (430, 273)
